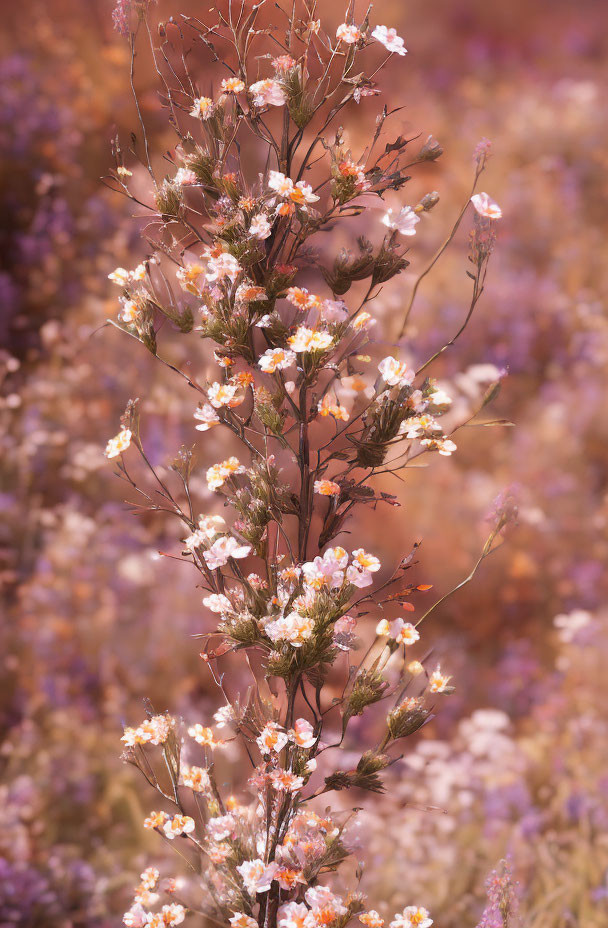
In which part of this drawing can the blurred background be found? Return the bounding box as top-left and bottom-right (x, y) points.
(1, 0), (608, 925)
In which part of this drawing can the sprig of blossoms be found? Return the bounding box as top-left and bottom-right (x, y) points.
(107, 4), (503, 927)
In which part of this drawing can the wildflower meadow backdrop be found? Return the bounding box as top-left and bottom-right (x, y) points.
(1, 1), (607, 926)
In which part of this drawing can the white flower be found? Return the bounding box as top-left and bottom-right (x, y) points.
(336, 23), (362, 44)
(420, 436), (457, 456)
(131, 263), (146, 280)
(334, 614), (357, 650)
(206, 457), (245, 491)
(181, 764), (210, 792)
(207, 813), (236, 841)
(213, 704), (236, 727)
(194, 403), (221, 431)
(278, 902), (310, 928)
(190, 96), (214, 119)
(268, 170), (295, 197)
(105, 428), (132, 458)
(123, 904), (148, 928)
(203, 536), (251, 570)
(314, 479), (341, 496)
(257, 722), (289, 754)
(371, 25), (407, 55)
(205, 251), (242, 283)
(347, 549), (381, 589)
(346, 565), (373, 588)
(352, 311), (375, 331)
(207, 382), (244, 409)
(305, 886), (348, 921)
(259, 347), (296, 373)
(203, 593), (232, 613)
(302, 546), (348, 589)
(230, 915), (259, 928)
(198, 515), (226, 538)
(161, 904), (186, 926)
(398, 414), (440, 439)
(265, 612), (315, 647)
(237, 859), (278, 894)
(389, 618), (420, 645)
(176, 261), (205, 293)
(250, 212), (273, 239)
(118, 299), (140, 323)
(249, 79), (286, 107)
(360, 911), (385, 928)
(221, 77), (245, 94)
(382, 205), (420, 236)
(188, 723), (222, 747)
(163, 814), (196, 840)
(320, 299), (348, 323)
(470, 192), (502, 219)
(553, 609), (592, 642)
(288, 326), (334, 353)
(378, 356), (415, 387)
(289, 718), (316, 748)
(270, 769), (304, 792)
(427, 384), (452, 408)
(174, 167), (198, 186)
(389, 907), (432, 928)
(289, 181), (320, 206)
(108, 266), (131, 286)
(140, 867), (160, 889)
(428, 665), (452, 693)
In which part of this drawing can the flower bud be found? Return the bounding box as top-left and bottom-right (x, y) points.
(418, 135), (443, 161)
(418, 191), (440, 212)
(387, 697), (430, 740)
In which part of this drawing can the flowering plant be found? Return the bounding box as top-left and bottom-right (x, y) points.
(105, 3), (504, 926)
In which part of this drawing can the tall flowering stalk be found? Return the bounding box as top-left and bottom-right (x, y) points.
(105, 3), (504, 926)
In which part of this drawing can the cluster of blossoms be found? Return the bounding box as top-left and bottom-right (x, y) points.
(122, 865), (186, 926)
(121, 714), (175, 747)
(106, 3), (502, 927)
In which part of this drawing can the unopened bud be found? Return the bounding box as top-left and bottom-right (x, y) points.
(419, 191), (440, 212)
(418, 135), (443, 161)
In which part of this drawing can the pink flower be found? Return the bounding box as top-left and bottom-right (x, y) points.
(257, 721), (289, 754)
(289, 718), (316, 748)
(237, 859), (278, 894)
(378, 356), (415, 387)
(105, 428), (132, 458)
(314, 479), (341, 496)
(259, 347), (296, 373)
(207, 382), (244, 409)
(230, 915), (259, 928)
(270, 769), (305, 792)
(250, 212), (273, 239)
(381, 206), (420, 236)
(371, 25), (407, 55)
(428, 666), (452, 693)
(174, 167), (198, 186)
(336, 23), (362, 44)
(194, 403), (221, 431)
(278, 902), (309, 928)
(162, 814), (196, 839)
(203, 536), (251, 570)
(470, 192), (502, 219)
(389, 907), (433, 928)
(272, 55), (296, 72)
(122, 904), (148, 928)
(161, 904), (186, 927)
(249, 79), (286, 107)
